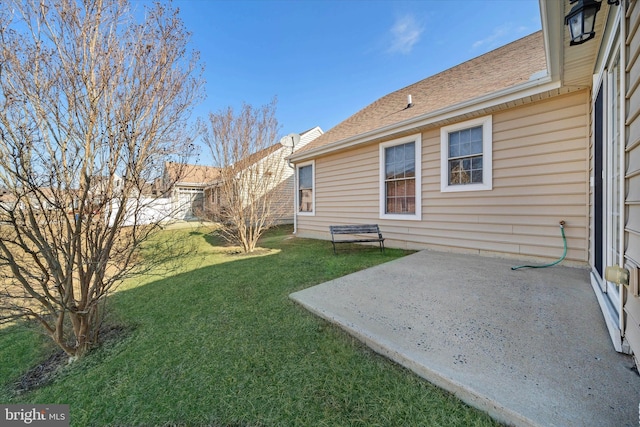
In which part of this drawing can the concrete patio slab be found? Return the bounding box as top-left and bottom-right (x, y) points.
(290, 250), (640, 427)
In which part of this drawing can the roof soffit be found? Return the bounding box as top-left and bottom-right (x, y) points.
(544, 0), (613, 88)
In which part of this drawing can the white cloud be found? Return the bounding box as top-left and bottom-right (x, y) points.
(387, 15), (424, 55)
(472, 24), (530, 51)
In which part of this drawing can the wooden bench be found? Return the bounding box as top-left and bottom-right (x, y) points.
(329, 224), (385, 254)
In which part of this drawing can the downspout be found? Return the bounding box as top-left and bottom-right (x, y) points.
(287, 155), (297, 235)
(280, 134), (300, 235)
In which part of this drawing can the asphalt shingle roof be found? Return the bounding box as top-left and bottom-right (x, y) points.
(165, 162), (221, 185)
(296, 31), (546, 156)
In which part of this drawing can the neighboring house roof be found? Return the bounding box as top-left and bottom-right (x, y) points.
(299, 126), (323, 138)
(0, 189), (17, 204)
(209, 127), (324, 184)
(239, 126), (324, 169)
(291, 31), (548, 161)
(164, 162), (221, 187)
(295, 126), (324, 151)
(237, 143), (282, 171)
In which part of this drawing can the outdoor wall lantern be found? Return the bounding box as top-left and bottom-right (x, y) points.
(565, 0), (621, 46)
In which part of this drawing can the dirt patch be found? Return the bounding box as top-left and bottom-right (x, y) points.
(10, 324), (131, 395)
(226, 248), (273, 256)
(12, 349), (69, 395)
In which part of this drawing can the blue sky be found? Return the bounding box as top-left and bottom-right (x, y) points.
(142, 0), (542, 154)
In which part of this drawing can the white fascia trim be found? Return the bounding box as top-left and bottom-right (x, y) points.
(290, 78), (561, 163)
(590, 272), (624, 352)
(176, 182), (208, 188)
(539, 0), (564, 83)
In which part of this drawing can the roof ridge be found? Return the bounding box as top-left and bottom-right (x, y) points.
(399, 31), (544, 94)
(293, 31), (546, 158)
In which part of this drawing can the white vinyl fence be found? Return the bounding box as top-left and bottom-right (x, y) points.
(109, 197), (174, 227)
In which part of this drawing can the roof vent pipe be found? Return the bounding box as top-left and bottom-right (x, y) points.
(407, 94), (413, 108)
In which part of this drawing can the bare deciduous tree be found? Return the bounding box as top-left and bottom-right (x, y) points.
(0, 0), (203, 358)
(201, 99), (290, 253)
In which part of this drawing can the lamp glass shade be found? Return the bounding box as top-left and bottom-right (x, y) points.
(565, 0), (601, 45)
(568, 12), (584, 41)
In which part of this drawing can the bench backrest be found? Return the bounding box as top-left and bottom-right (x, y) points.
(330, 224), (380, 235)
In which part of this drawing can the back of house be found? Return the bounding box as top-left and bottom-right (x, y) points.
(289, 1), (640, 370)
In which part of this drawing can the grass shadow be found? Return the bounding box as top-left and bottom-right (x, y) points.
(0, 227), (497, 427)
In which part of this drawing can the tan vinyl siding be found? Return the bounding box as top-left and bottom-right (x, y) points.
(624, 0), (640, 365)
(297, 90), (589, 263)
(316, 147), (380, 221)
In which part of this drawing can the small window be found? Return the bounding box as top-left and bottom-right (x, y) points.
(441, 116), (492, 192)
(379, 134), (421, 220)
(297, 161), (314, 215)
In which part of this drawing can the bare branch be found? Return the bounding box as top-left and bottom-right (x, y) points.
(200, 98), (289, 253)
(0, 0), (204, 357)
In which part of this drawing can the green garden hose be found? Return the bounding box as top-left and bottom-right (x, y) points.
(511, 221), (567, 270)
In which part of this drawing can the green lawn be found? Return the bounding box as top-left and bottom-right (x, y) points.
(0, 225), (500, 426)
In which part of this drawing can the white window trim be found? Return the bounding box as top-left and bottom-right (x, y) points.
(440, 115), (493, 192)
(379, 133), (422, 221)
(296, 160), (315, 216)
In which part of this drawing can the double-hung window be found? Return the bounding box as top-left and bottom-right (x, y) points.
(379, 134), (421, 220)
(440, 116), (492, 192)
(297, 161), (314, 214)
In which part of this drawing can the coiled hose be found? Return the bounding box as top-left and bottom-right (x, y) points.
(511, 221), (567, 270)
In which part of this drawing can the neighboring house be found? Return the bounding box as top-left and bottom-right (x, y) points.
(89, 174), (124, 194)
(0, 188), (15, 211)
(87, 174), (126, 209)
(158, 162), (221, 219)
(204, 126), (323, 224)
(0, 187), (78, 219)
(289, 1), (640, 367)
(0, 189), (17, 222)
